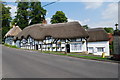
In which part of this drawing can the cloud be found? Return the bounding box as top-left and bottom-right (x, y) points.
(89, 20), (117, 28)
(87, 3), (118, 29)
(6, 4), (17, 18)
(4, 0), (119, 2)
(46, 18), (89, 26)
(46, 17), (51, 24)
(102, 3), (118, 20)
(85, 2), (103, 9)
(68, 18), (90, 25)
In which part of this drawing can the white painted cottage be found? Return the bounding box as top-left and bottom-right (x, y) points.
(87, 28), (110, 56)
(12, 22), (110, 56)
(4, 25), (22, 46)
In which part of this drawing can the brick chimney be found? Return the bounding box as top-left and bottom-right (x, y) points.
(42, 19), (47, 24)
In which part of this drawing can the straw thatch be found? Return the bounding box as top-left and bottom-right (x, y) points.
(5, 26), (22, 38)
(15, 21), (89, 40)
(87, 28), (109, 42)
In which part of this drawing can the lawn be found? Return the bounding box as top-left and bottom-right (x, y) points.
(42, 51), (109, 60)
(4, 43), (19, 49)
(3, 44), (113, 62)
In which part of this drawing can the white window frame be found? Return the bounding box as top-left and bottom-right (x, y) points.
(97, 47), (104, 52)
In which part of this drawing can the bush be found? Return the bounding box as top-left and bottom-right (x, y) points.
(4, 43), (18, 48)
(89, 53), (93, 55)
(52, 47), (55, 49)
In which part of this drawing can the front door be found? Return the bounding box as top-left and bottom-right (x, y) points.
(66, 44), (70, 53)
(35, 44), (38, 50)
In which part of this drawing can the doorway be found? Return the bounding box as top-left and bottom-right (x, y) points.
(35, 44), (38, 50)
(66, 44), (70, 53)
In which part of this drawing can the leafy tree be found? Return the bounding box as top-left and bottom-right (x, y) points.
(29, 1), (46, 25)
(51, 11), (68, 24)
(82, 25), (89, 29)
(13, 1), (29, 29)
(104, 27), (114, 33)
(13, 0), (46, 29)
(1, 2), (11, 41)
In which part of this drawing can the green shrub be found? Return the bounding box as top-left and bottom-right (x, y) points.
(4, 43), (18, 48)
(89, 53), (93, 55)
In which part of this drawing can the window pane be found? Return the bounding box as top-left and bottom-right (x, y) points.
(97, 47), (104, 52)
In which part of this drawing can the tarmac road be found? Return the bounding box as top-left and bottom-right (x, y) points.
(2, 45), (118, 78)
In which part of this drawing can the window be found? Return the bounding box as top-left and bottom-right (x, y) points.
(60, 39), (65, 42)
(71, 38), (82, 42)
(71, 43), (82, 51)
(70, 39), (76, 42)
(97, 47), (104, 52)
(88, 47), (94, 53)
(76, 38), (82, 42)
(46, 36), (51, 40)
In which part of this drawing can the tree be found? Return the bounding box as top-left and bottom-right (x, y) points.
(104, 27), (114, 33)
(1, 2), (11, 41)
(82, 25), (89, 29)
(13, 0), (47, 29)
(13, 1), (29, 29)
(51, 11), (68, 24)
(29, 1), (46, 25)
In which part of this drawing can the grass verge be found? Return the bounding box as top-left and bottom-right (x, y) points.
(4, 43), (19, 49)
(42, 51), (109, 61)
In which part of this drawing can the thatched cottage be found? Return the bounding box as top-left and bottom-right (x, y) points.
(87, 28), (110, 56)
(4, 25), (22, 46)
(12, 21), (110, 56)
(14, 22), (89, 53)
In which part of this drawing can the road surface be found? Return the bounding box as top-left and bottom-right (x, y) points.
(2, 45), (118, 78)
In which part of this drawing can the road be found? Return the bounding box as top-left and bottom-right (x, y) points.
(2, 45), (118, 78)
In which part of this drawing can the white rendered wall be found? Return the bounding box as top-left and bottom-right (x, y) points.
(15, 40), (20, 48)
(88, 41), (110, 56)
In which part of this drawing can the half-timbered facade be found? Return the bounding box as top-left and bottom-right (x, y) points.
(14, 22), (89, 53)
(12, 22), (110, 56)
(4, 25), (22, 45)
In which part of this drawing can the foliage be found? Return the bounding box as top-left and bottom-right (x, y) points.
(82, 25), (89, 29)
(29, 2), (46, 25)
(42, 51), (110, 60)
(13, 0), (47, 29)
(51, 11), (68, 24)
(12, 1), (29, 29)
(1, 2), (11, 41)
(52, 47), (55, 49)
(104, 27), (114, 33)
(4, 43), (18, 48)
(109, 42), (114, 54)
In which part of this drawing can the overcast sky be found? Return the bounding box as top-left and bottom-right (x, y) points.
(6, 0), (119, 29)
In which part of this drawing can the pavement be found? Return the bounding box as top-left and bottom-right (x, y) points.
(2, 45), (119, 78)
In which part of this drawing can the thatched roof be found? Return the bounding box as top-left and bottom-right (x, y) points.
(87, 28), (109, 42)
(15, 22), (89, 40)
(5, 25), (22, 38)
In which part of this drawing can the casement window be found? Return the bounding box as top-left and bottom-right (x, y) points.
(60, 39), (66, 42)
(48, 44), (52, 47)
(76, 38), (82, 42)
(46, 36), (52, 40)
(71, 38), (82, 42)
(71, 43), (82, 51)
(71, 39), (76, 42)
(22, 39), (27, 43)
(88, 47), (94, 53)
(97, 47), (104, 52)
(29, 38), (33, 42)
